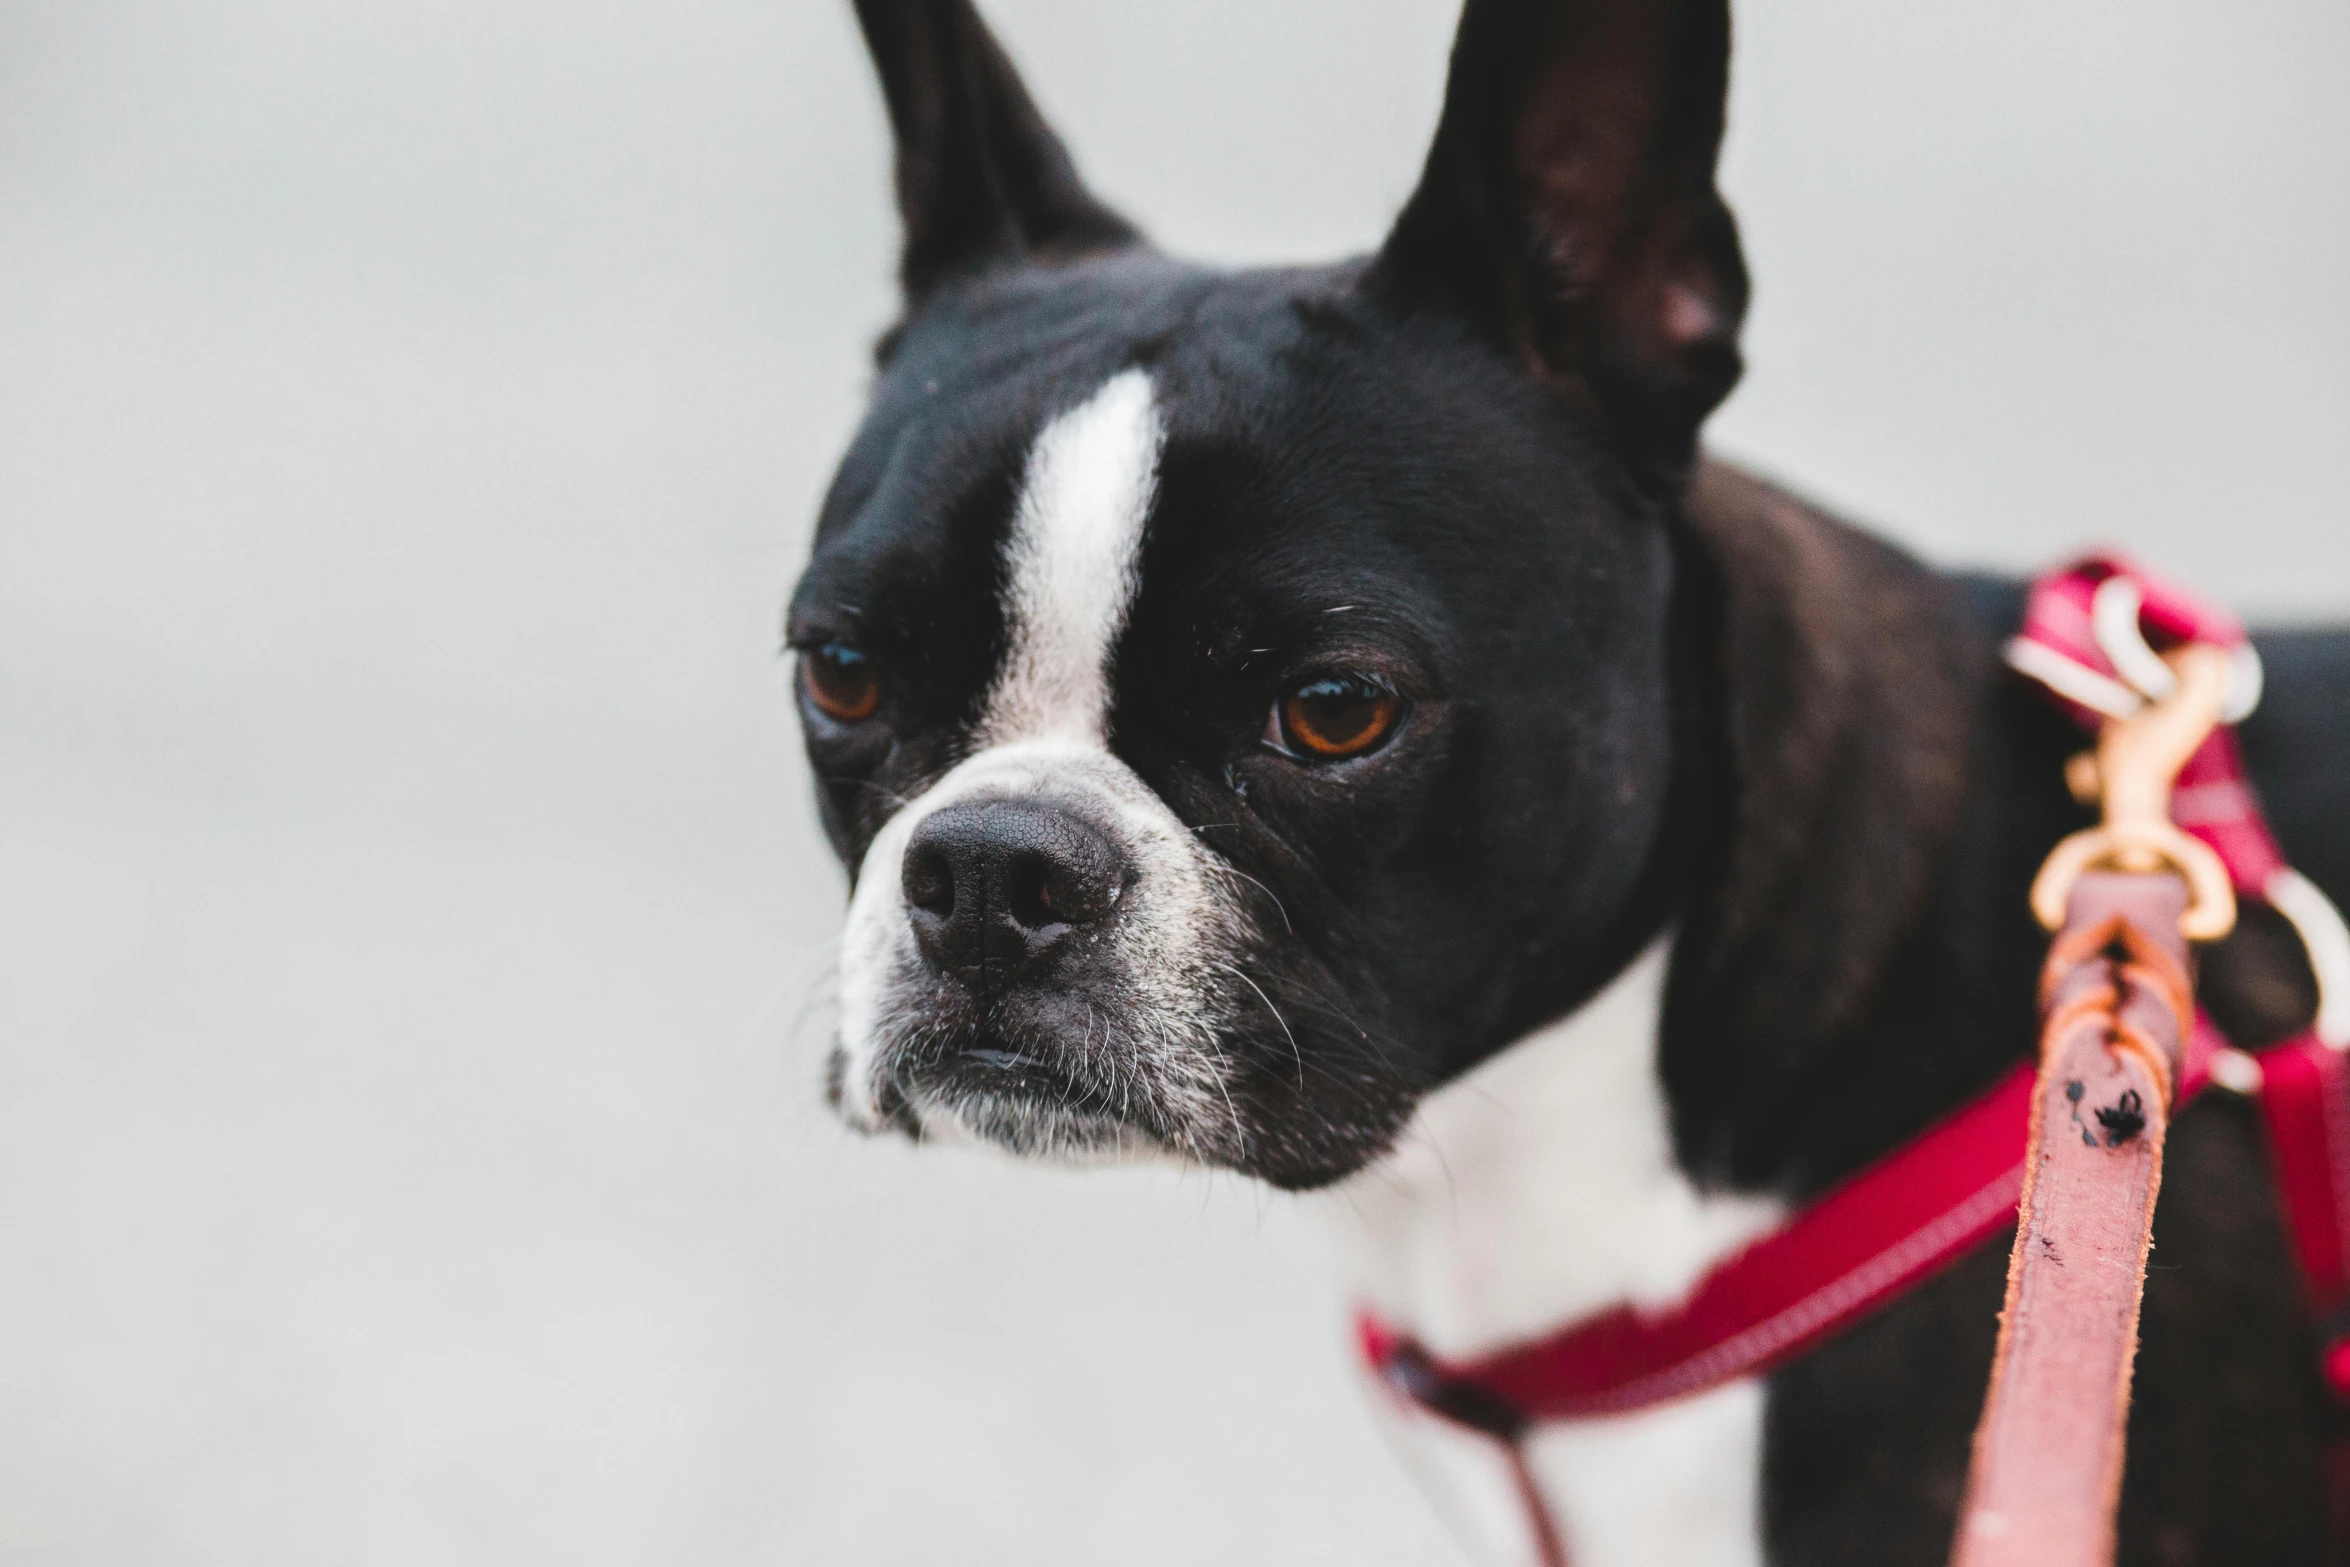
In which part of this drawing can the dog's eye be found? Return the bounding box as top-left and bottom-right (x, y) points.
(1269, 675), (1402, 761)
(802, 642), (881, 723)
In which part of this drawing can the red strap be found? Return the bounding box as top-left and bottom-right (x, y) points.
(1362, 1021), (2230, 1422)
(2173, 724), (2290, 891)
(2252, 1033), (2350, 1542)
(1367, 1065), (2027, 1419)
(2256, 1038), (2350, 1335)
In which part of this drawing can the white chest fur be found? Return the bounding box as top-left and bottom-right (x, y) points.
(1317, 941), (1783, 1567)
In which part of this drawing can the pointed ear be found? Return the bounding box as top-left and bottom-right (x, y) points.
(853, 0), (1140, 303)
(1373, 0), (1747, 483)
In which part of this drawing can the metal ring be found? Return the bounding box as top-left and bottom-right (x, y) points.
(2090, 573), (2263, 723)
(2093, 576), (2176, 702)
(2267, 868), (2350, 1049)
(2223, 642), (2265, 724)
(2002, 638), (2142, 720)
(2029, 821), (2238, 942)
(2207, 1047), (2266, 1096)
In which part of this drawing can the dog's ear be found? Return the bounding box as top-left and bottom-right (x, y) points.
(1373, 0), (1747, 483)
(853, 0), (1140, 303)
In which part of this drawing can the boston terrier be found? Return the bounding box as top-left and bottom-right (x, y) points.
(789, 1), (2350, 1561)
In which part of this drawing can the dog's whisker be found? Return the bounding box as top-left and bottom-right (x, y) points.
(1221, 865), (1294, 936)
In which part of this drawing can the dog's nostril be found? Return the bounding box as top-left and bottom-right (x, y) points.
(1031, 853), (1118, 928)
(1004, 854), (1055, 932)
(902, 843), (955, 918)
(997, 852), (1118, 932)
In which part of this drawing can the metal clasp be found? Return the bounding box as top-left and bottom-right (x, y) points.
(2028, 642), (2238, 941)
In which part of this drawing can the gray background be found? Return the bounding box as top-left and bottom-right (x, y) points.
(1, 2), (2343, 1563)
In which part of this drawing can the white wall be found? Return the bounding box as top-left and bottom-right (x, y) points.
(0, 3), (2342, 1563)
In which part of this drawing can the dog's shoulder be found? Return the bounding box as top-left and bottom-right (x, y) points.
(1663, 461), (2043, 1193)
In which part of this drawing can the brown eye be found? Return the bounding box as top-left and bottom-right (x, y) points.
(802, 642), (880, 723)
(1273, 675), (1402, 760)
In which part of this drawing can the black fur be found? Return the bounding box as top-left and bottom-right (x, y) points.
(850, 0), (1137, 301)
(794, 1), (2350, 1559)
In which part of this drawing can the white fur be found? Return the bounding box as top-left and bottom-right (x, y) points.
(1321, 941), (1783, 1567)
(982, 367), (1161, 746)
(834, 371), (1251, 1151)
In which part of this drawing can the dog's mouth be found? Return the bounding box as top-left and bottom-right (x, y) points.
(902, 1039), (1130, 1128)
(828, 1016), (1196, 1164)
(823, 945), (1435, 1189)
(937, 1045), (1124, 1113)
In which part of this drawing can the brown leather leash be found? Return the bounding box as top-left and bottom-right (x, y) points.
(1951, 645), (2237, 1567)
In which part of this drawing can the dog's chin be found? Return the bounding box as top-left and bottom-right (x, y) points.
(905, 1090), (1167, 1168)
(826, 1040), (1189, 1170)
(823, 1007), (1435, 1190)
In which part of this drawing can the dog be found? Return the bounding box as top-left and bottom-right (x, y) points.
(789, 1), (2350, 1561)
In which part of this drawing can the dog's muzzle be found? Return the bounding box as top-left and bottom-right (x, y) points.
(827, 740), (1246, 1162)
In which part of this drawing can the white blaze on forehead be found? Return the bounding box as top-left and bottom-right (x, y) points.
(982, 368), (1163, 746)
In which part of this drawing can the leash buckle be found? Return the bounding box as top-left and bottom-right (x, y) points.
(2028, 642), (2238, 941)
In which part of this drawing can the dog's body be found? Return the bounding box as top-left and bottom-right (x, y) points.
(792, 2), (2350, 1560)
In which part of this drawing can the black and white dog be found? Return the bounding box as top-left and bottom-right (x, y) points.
(790, 1), (2350, 1561)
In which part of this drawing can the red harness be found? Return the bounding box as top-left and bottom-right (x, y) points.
(1359, 556), (2350, 1534)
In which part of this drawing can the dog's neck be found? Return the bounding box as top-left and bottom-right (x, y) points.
(1320, 937), (1781, 1360)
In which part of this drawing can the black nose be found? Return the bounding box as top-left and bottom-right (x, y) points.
(901, 800), (1128, 988)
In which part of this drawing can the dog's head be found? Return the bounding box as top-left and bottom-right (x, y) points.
(794, 0), (1748, 1189)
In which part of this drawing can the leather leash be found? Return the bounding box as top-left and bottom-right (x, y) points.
(1950, 645), (2234, 1567)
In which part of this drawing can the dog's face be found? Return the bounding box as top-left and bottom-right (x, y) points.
(796, 0), (1748, 1189)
